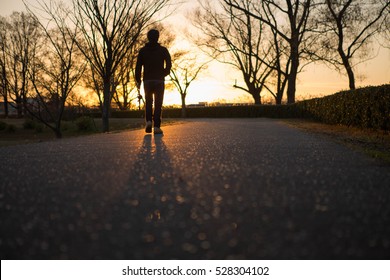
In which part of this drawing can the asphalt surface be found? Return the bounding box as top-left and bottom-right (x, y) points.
(1, 119), (390, 259)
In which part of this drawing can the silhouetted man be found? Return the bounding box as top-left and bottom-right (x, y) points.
(135, 29), (172, 134)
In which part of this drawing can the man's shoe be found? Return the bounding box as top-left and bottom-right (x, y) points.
(154, 127), (163, 134)
(145, 121), (152, 133)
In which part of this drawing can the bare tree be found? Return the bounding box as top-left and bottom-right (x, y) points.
(25, 0), (86, 138)
(379, 2), (390, 49)
(192, 0), (276, 105)
(250, 3), (291, 104)
(380, 10), (390, 49)
(0, 17), (9, 117)
(112, 44), (138, 111)
(81, 62), (104, 109)
(4, 12), (41, 117)
(317, 0), (389, 90)
(264, 21), (290, 105)
(224, 0), (315, 104)
(169, 50), (208, 117)
(72, 0), (171, 132)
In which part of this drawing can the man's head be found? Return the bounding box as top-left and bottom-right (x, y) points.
(147, 29), (159, 43)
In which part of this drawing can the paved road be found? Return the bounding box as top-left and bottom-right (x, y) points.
(1, 119), (390, 259)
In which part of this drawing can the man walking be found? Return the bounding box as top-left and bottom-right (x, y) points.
(135, 29), (172, 134)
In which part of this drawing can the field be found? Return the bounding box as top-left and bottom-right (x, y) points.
(0, 118), (148, 147)
(285, 119), (390, 164)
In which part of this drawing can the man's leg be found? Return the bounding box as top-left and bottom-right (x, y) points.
(153, 82), (165, 128)
(143, 81), (154, 133)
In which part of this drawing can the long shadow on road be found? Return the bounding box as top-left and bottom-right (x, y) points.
(113, 134), (195, 259)
(113, 134), (224, 259)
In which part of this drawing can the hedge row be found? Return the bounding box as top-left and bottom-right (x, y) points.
(109, 105), (301, 119)
(167, 105), (302, 118)
(294, 84), (390, 130)
(90, 84), (389, 131)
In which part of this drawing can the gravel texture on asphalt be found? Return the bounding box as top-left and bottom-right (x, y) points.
(1, 119), (390, 259)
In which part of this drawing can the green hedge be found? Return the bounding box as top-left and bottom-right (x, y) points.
(0, 120), (6, 130)
(111, 105), (301, 119)
(184, 105), (300, 118)
(93, 84), (389, 131)
(294, 84), (390, 130)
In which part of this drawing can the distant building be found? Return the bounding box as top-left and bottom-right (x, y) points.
(187, 102), (208, 108)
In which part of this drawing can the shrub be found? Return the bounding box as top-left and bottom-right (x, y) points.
(6, 124), (16, 133)
(34, 123), (44, 133)
(111, 110), (144, 118)
(61, 122), (70, 131)
(0, 121), (6, 130)
(23, 119), (36, 129)
(75, 116), (95, 132)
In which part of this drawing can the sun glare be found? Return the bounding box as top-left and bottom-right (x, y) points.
(164, 77), (246, 106)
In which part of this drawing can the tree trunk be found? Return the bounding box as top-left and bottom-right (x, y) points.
(275, 94), (282, 105)
(102, 81), (111, 132)
(287, 28), (300, 104)
(339, 49), (355, 90)
(3, 92), (9, 117)
(1, 67), (8, 117)
(275, 73), (283, 105)
(181, 95), (187, 118)
(16, 97), (23, 118)
(54, 129), (62, 139)
(287, 70), (297, 104)
(346, 66), (355, 90)
(252, 91), (261, 105)
(55, 114), (63, 139)
(287, 48), (299, 104)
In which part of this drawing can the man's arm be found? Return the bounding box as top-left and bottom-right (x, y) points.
(164, 48), (172, 77)
(135, 51), (143, 88)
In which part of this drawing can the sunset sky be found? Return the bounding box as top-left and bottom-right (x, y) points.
(2, 0), (389, 106)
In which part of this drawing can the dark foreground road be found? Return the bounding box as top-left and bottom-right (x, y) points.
(1, 119), (390, 259)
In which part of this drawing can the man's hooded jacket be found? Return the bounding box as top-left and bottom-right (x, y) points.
(135, 41), (172, 85)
